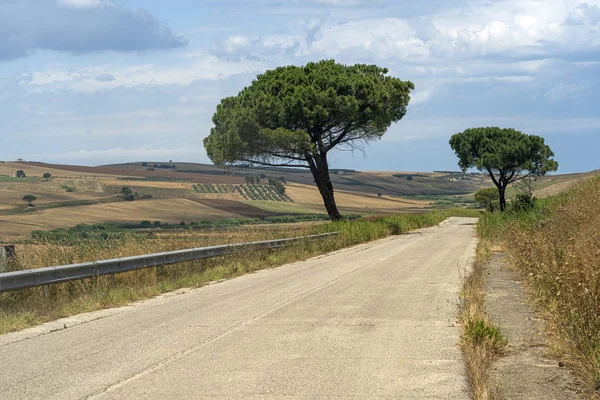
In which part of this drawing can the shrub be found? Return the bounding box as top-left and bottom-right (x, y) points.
(509, 193), (536, 213)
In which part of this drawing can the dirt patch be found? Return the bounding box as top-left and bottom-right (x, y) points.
(191, 199), (279, 219)
(484, 252), (581, 399)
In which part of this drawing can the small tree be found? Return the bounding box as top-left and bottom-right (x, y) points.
(23, 194), (37, 206)
(43, 173), (52, 179)
(449, 127), (558, 212)
(16, 170), (26, 178)
(269, 178), (286, 195)
(377, 193), (383, 198)
(142, 162), (148, 167)
(245, 176), (255, 185)
(474, 188), (499, 212)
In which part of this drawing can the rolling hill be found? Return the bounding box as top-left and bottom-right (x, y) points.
(0, 160), (593, 240)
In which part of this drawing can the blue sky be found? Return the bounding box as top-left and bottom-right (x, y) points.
(1, 0), (599, 173)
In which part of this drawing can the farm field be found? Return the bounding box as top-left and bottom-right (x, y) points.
(0, 160), (591, 241)
(285, 183), (429, 214)
(26, 162), (243, 184)
(0, 198), (243, 239)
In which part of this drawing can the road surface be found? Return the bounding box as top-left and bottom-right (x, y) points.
(0, 217), (477, 399)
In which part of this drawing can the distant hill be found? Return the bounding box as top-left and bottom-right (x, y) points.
(102, 161), (491, 197)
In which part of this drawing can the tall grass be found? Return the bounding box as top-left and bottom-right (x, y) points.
(458, 240), (505, 400)
(0, 208), (480, 335)
(478, 174), (600, 395)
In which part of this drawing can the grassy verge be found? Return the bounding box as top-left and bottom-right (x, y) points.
(477, 174), (600, 397)
(0, 208), (480, 335)
(458, 239), (505, 400)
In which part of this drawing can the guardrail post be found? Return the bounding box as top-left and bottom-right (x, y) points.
(0, 245), (16, 273)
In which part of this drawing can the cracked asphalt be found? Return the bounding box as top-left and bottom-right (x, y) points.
(0, 217), (477, 399)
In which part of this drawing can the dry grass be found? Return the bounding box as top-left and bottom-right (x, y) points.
(0, 199), (242, 238)
(0, 208), (480, 335)
(459, 239), (505, 400)
(286, 182), (429, 213)
(0, 187), (114, 209)
(479, 173), (600, 398)
(0, 162), (117, 178)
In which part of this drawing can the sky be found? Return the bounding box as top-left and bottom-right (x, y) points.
(0, 0), (599, 173)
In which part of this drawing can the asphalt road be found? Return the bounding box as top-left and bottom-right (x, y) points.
(0, 217), (478, 399)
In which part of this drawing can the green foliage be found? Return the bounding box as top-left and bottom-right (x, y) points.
(268, 178), (286, 195)
(16, 170), (26, 178)
(205, 60), (413, 167)
(204, 59), (414, 220)
(465, 319), (506, 349)
(43, 173), (52, 179)
(474, 188), (499, 212)
(449, 127), (558, 175)
(22, 194), (37, 205)
(509, 193), (536, 213)
(449, 127), (558, 211)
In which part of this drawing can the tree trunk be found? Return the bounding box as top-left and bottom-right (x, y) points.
(498, 185), (507, 212)
(306, 152), (343, 221)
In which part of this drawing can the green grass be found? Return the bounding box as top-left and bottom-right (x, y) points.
(0, 176), (42, 183)
(243, 200), (314, 214)
(465, 319), (507, 348)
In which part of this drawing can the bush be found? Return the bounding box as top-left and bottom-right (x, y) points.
(465, 319), (506, 349)
(509, 193), (536, 213)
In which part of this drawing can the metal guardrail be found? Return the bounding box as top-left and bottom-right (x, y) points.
(0, 232), (338, 293)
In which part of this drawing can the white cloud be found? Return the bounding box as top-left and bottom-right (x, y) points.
(25, 53), (265, 92)
(545, 82), (589, 101)
(0, 0), (187, 61)
(214, 0), (600, 64)
(24, 146), (206, 164)
(58, 0), (112, 9)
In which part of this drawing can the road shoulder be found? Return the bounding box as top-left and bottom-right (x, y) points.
(484, 252), (581, 399)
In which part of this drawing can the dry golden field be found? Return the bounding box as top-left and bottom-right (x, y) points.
(1, 161), (590, 242)
(285, 183), (428, 214)
(0, 162), (118, 179)
(0, 199), (242, 239)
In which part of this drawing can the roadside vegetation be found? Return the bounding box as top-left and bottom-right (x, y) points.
(459, 234), (506, 400)
(28, 214), (352, 245)
(0, 208), (479, 335)
(473, 174), (600, 398)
